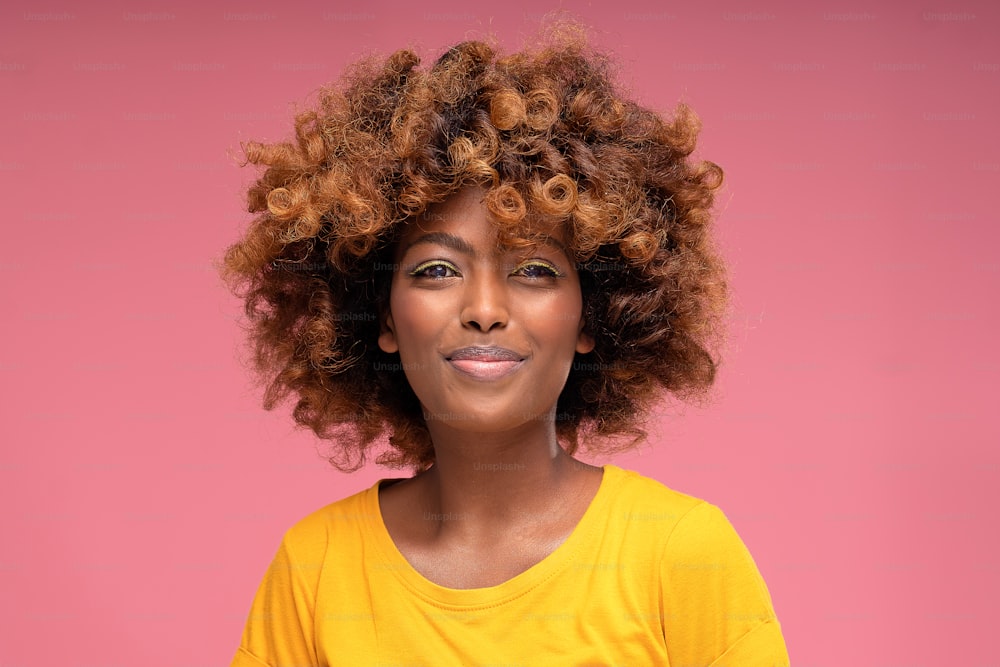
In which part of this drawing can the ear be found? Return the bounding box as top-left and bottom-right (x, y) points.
(378, 310), (399, 354)
(576, 319), (595, 354)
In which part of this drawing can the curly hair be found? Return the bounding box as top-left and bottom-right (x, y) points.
(221, 24), (728, 472)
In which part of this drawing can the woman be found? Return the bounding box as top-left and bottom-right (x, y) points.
(223, 26), (789, 666)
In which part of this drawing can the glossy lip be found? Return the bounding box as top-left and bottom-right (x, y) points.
(445, 346), (526, 381)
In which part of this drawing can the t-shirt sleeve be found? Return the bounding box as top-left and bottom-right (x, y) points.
(230, 534), (319, 667)
(660, 501), (789, 667)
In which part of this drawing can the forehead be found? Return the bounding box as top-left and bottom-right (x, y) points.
(399, 186), (571, 249)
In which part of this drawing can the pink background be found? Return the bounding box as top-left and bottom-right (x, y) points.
(2, 0), (997, 664)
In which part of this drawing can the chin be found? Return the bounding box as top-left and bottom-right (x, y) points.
(421, 403), (554, 434)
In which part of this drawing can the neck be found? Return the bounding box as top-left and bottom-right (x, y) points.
(411, 418), (596, 541)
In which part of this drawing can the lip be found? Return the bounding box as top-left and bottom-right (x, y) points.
(445, 346), (525, 381)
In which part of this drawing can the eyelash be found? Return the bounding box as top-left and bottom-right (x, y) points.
(409, 260), (460, 279)
(407, 260), (564, 279)
(515, 261), (563, 278)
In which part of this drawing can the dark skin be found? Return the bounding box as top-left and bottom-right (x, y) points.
(377, 187), (604, 589)
(378, 440), (603, 589)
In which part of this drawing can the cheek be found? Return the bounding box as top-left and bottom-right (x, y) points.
(522, 293), (584, 341)
(388, 289), (438, 352)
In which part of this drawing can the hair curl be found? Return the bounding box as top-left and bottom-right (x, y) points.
(221, 24), (728, 472)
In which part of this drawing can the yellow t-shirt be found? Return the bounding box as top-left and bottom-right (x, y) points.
(231, 464), (789, 666)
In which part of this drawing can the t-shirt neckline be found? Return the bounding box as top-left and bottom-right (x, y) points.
(364, 463), (625, 608)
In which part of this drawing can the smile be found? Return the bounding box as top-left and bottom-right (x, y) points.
(446, 346), (525, 381)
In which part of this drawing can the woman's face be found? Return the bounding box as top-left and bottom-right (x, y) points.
(378, 186), (594, 434)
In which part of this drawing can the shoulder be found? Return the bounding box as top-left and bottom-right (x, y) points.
(602, 465), (711, 539)
(606, 465), (706, 510)
(604, 466), (771, 597)
(611, 467), (788, 663)
(277, 481), (380, 563)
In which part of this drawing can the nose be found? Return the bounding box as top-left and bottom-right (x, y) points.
(460, 268), (509, 332)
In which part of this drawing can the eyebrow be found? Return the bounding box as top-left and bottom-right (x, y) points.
(401, 232), (475, 257)
(400, 232), (569, 258)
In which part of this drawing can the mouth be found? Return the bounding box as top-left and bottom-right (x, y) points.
(445, 346), (525, 381)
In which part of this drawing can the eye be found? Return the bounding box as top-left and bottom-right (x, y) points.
(409, 260), (460, 279)
(513, 261), (563, 279)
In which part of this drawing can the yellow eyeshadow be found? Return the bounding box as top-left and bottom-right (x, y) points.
(514, 260), (564, 277)
(408, 260), (459, 276)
